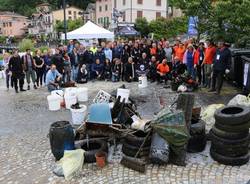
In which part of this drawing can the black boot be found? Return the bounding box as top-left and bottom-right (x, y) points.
(27, 85), (30, 90)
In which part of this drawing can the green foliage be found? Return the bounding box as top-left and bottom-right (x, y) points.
(39, 46), (49, 53)
(0, 0), (95, 17)
(18, 39), (35, 52)
(135, 17), (150, 37)
(171, 0), (250, 47)
(0, 36), (6, 44)
(55, 18), (84, 33)
(135, 17), (187, 40)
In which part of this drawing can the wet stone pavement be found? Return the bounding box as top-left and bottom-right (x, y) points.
(0, 79), (249, 184)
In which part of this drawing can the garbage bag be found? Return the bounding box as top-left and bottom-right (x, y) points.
(151, 110), (190, 150)
(58, 149), (85, 180)
(201, 104), (224, 129)
(228, 94), (250, 106)
(151, 110), (189, 166)
(150, 132), (170, 164)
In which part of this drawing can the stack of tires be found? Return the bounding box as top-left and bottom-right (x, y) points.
(210, 105), (250, 166)
(122, 130), (151, 158)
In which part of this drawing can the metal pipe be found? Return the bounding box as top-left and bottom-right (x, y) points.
(130, 0), (132, 23)
(63, 0), (67, 42)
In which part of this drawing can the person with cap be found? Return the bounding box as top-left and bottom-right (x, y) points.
(209, 41), (231, 95)
(8, 49), (26, 93)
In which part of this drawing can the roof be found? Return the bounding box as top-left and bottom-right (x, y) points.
(86, 3), (96, 10)
(52, 6), (83, 13)
(0, 11), (28, 19)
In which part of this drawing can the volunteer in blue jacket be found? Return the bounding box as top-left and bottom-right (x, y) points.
(209, 41), (231, 95)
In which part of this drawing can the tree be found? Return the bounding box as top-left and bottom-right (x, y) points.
(135, 17), (150, 37)
(148, 17), (188, 40)
(170, 0), (213, 41)
(18, 39), (35, 52)
(55, 18), (84, 34)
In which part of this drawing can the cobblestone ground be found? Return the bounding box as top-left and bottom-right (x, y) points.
(0, 79), (249, 184)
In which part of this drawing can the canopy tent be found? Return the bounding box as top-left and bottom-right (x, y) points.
(116, 26), (140, 36)
(61, 21), (114, 40)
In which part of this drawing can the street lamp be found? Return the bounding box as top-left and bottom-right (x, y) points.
(63, 0), (67, 42)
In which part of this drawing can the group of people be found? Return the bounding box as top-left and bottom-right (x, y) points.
(2, 38), (231, 94)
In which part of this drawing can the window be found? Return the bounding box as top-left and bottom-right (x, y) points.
(137, 11), (143, 18)
(137, 0), (143, 4)
(123, 0), (126, 5)
(74, 11), (77, 19)
(156, 12), (161, 18)
(156, 0), (161, 6)
(123, 13), (126, 21)
(68, 10), (72, 15)
(3, 23), (5, 27)
(68, 16), (72, 20)
(105, 4), (108, 11)
(9, 22), (12, 27)
(99, 6), (102, 12)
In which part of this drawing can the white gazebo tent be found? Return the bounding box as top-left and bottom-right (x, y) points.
(61, 21), (114, 40)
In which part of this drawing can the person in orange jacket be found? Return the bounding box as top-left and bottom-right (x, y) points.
(156, 59), (170, 84)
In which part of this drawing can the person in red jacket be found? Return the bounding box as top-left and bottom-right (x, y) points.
(194, 42), (206, 86)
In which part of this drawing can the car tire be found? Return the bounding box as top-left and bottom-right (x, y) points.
(210, 131), (250, 145)
(187, 134), (207, 153)
(75, 139), (108, 163)
(190, 119), (206, 135)
(214, 106), (250, 125)
(211, 125), (249, 140)
(122, 142), (150, 158)
(210, 149), (249, 166)
(214, 121), (250, 132)
(125, 130), (152, 147)
(211, 144), (249, 157)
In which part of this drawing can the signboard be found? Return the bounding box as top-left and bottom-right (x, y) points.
(188, 16), (198, 36)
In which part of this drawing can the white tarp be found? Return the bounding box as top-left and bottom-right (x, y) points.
(61, 21), (114, 40)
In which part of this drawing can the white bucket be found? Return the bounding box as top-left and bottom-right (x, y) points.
(70, 105), (87, 125)
(77, 87), (88, 102)
(65, 94), (77, 109)
(65, 87), (77, 96)
(51, 90), (64, 103)
(117, 88), (130, 103)
(47, 95), (62, 111)
(138, 76), (148, 88)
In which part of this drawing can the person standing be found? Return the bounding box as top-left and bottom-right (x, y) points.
(69, 47), (79, 81)
(63, 53), (71, 83)
(164, 41), (173, 70)
(202, 40), (217, 88)
(43, 49), (52, 83)
(8, 49), (26, 93)
(22, 49), (37, 90)
(104, 43), (112, 62)
(183, 44), (196, 80)
(51, 48), (64, 75)
(33, 49), (45, 88)
(124, 57), (135, 82)
(3, 52), (11, 90)
(194, 42), (206, 86)
(209, 41), (231, 95)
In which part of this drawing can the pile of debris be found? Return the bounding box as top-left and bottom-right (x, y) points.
(48, 87), (250, 180)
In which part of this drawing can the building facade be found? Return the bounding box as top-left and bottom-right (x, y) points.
(83, 3), (96, 24)
(52, 6), (83, 23)
(95, 0), (170, 28)
(0, 12), (28, 37)
(28, 3), (54, 37)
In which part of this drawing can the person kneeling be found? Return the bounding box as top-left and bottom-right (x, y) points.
(156, 59), (171, 85)
(45, 64), (62, 92)
(77, 64), (88, 84)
